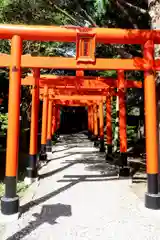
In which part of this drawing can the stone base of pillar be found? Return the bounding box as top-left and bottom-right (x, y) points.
(99, 138), (105, 152)
(39, 153), (47, 161)
(1, 196), (19, 217)
(91, 134), (96, 141)
(119, 152), (128, 166)
(26, 154), (38, 181)
(105, 153), (114, 162)
(1, 176), (19, 217)
(39, 144), (47, 161)
(107, 144), (112, 154)
(46, 139), (52, 152)
(93, 135), (99, 147)
(94, 141), (99, 147)
(145, 192), (160, 209)
(88, 131), (92, 139)
(105, 144), (113, 161)
(118, 167), (130, 177)
(145, 174), (160, 209)
(115, 152), (130, 177)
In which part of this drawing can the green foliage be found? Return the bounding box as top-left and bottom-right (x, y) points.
(0, 180), (28, 198)
(0, 113), (8, 132)
(127, 125), (137, 141)
(94, 0), (110, 16)
(0, 182), (4, 196)
(0, 0), (146, 140)
(98, 70), (117, 77)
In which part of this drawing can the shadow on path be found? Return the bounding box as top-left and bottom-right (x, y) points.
(39, 153), (116, 180)
(20, 179), (80, 215)
(21, 173), (124, 216)
(39, 159), (81, 179)
(6, 203), (72, 240)
(48, 150), (99, 162)
(52, 144), (94, 154)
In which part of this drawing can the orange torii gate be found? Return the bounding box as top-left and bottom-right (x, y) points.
(22, 72), (117, 169)
(27, 71), (108, 161)
(36, 73), (142, 158)
(42, 97), (101, 153)
(40, 91), (107, 153)
(22, 73), (142, 159)
(24, 76), (115, 157)
(49, 99), (98, 142)
(51, 99), (108, 152)
(25, 77), (142, 160)
(0, 25), (159, 221)
(22, 74), (142, 89)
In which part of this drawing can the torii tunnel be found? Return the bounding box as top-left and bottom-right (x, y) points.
(0, 25), (159, 220)
(22, 71), (142, 161)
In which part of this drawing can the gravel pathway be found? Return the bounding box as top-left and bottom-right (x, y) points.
(1, 133), (160, 240)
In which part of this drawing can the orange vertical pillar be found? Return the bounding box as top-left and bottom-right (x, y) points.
(90, 105), (94, 141)
(1, 35), (22, 217)
(93, 103), (99, 146)
(46, 99), (53, 152)
(58, 107), (61, 130)
(54, 106), (58, 135)
(90, 105), (94, 140)
(40, 85), (48, 161)
(54, 106), (57, 133)
(144, 40), (160, 209)
(99, 100), (105, 152)
(88, 105), (92, 138)
(118, 70), (128, 168)
(52, 104), (56, 141)
(26, 68), (40, 184)
(97, 105), (100, 137)
(88, 106), (90, 131)
(56, 106), (60, 137)
(106, 95), (113, 157)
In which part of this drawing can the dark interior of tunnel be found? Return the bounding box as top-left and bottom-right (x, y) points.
(60, 106), (88, 134)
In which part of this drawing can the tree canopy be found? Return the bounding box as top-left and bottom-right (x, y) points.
(0, 0), (154, 137)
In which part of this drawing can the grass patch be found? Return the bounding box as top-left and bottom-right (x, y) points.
(17, 181), (28, 197)
(0, 183), (4, 197)
(0, 180), (28, 199)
